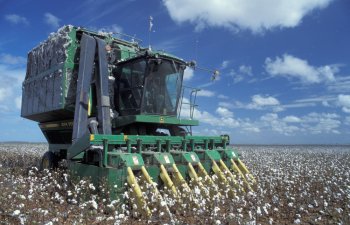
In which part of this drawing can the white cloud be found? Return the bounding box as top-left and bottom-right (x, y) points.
(259, 112), (340, 135)
(0, 64), (25, 84)
(0, 87), (12, 102)
(283, 102), (316, 109)
(239, 65), (252, 76)
(162, 0), (333, 33)
(15, 96), (22, 109)
(152, 36), (186, 53)
(327, 76), (350, 93)
(337, 94), (350, 113)
(195, 110), (226, 126)
(283, 115), (301, 123)
(0, 55), (26, 111)
(230, 70), (243, 84)
(302, 112), (341, 134)
(183, 67), (194, 81)
(345, 116), (350, 125)
(220, 94), (338, 113)
(280, 95), (337, 109)
(221, 60), (230, 69)
(180, 98), (240, 128)
(98, 24), (123, 34)
(243, 126), (260, 133)
(251, 94), (280, 107)
(229, 65), (253, 83)
(322, 101), (330, 107)
(260, 113), (278, 122)
(265, 54), (339, 84)
(197, 89), (215, 97)
(194, 109), (240, 128)
(218, 94), (229, 100)
(294, 96), (337, 103)
(239, 119), (261, 133)
(182, 95), (344, 136)
(218, 95), (281, 111)
(5, 14), (29, 25)
(44, 13), (60, 28)
(0, 53), (26, 65)
(260, 113), (299, 135)
(0, 105), (9, 112)
(216, 107), (233, 118)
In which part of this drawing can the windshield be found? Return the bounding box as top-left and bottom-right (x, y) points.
(115, 59), (146, 115)
(115, 57), (184, 116)
(142, 60), (183, 115)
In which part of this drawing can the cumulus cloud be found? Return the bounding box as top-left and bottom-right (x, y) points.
(0, 54), (26, 111)
(0, 87), (12, 102)
(327, 76), (350, 93)
(230, 65), (253, 83)
(98, 24), (123, 34)
(180, 98), (239, 128)
(265, 54), (339, 84)
(337, 94), (350, 113)
(239, 65), (253, 76)
(183, 67), (194, 81)
(345, 116), (350, 125)
(216, 107), (233, 118)
(44, 13), (60, 28)
(162, 0), (333, 33)
(218, 94), (281, 111)
(15, 96), (22, 109)
(260, 112), (340, 135)
(220, 60), (230, 69)
(0, 64), (25, 84)
(182, 95), (343, 136)
(195, 109), (240, 128)
(218, 94), (229, 100)
(242, 126), (261, 133)
(197, 89), (215, 97)
(283, 115), (301, 123)
(4, 14), (29, 25)
(218, 101), (234, 109)
(260, 113), (299, 135)
(0, 53), (26, 65)
(252, 94), (280, 107)
(302, 112), (340, 134)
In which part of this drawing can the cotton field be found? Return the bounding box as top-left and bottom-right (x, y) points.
(0, 143), (349, 224)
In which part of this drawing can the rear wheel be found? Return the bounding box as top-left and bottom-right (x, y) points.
(40, 151), (58, 170)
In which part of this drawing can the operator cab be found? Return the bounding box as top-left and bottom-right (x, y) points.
(114, 54), (186, 117)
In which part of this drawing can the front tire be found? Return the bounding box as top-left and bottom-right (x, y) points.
(40, 151), (58, 170)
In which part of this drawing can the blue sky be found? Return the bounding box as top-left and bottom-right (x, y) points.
(0, 0), (349, 144)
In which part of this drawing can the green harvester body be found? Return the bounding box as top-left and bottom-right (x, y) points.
(21, 26), (253, 214)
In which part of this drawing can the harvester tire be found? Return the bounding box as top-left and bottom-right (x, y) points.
(40, 151), (58, 170)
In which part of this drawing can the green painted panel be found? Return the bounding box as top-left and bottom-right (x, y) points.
(217, 148), (239, 160)
(142, 152), (175, 165)
(118, 44), (137, 60)
(174, 164), (188, 180)
(171, 151), (199, 164)
(69, 161), (128, 200)
(108, 152), (144, 169)
(113, 115), (199, 127)
(195, 149), (221, 161)
(145, 165), (160, 183)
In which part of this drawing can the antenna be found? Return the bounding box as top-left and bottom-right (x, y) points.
(148, 16), (153, 50)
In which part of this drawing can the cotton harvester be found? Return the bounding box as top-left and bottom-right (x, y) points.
(21, 26), (255, 217)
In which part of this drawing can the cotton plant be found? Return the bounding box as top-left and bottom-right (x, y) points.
(1, 143), (350, 224)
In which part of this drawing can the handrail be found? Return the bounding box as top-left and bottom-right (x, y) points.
(178, 86), (200, 120)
